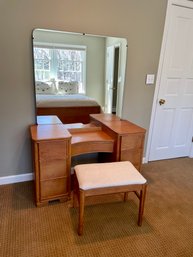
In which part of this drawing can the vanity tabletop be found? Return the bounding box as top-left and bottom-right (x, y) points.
(90, 114), (146, 135)
(31, 114), (146, 142)
(30, 124), (71, 141)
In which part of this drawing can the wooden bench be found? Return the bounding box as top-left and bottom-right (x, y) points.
(73, 161), (147, 235)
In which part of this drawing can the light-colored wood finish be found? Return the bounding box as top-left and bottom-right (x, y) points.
(30, 124), (71, 141)
(30, 113), (146, 206)
(73, 168), (147, 236)
(70, 127), (114, 157)
(30, 124), (71, 207)
(90, 114), (146, 170)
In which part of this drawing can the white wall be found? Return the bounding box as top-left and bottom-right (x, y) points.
(0, 0), (167, 178)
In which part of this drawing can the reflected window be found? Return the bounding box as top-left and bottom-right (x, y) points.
(33, 44), (86, 93)
(33, 47), (51, 81)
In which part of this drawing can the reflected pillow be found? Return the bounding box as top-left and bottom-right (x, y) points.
(58, 81), (79, 94)
(35, 81), (56, 94)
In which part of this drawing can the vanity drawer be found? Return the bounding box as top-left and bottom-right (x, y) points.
(39, 159), (69, 180)
(38, 141), (69, 160)
(40, 177), (70, 200)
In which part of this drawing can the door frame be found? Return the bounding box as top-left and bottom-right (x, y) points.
(105, 43), (121, 115)
(105, 45), (115, 114)
(146, 0), (193, 162)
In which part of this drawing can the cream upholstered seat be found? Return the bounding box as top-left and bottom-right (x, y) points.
(75, 161), (147, 190)
(73, 161), (147, 236)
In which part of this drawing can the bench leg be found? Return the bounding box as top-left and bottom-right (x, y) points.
(73, 174), (79, 208)
(78, 189), (85, 235)
(138, 184), (147, 226)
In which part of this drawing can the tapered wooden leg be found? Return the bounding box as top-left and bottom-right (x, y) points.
(73, 174), (78, 208)
(138, 184), (147, 226)
(78, 189), (85, 236)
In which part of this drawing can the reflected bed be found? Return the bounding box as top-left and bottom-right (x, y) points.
(36, 94), (102, 124)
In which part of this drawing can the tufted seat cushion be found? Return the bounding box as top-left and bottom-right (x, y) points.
(74, 161), (147, 190)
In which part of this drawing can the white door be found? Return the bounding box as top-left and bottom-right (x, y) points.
(149, 3), (193, 161)
(105, 46), (115, 113)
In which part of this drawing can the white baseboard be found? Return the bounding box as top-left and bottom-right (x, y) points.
(189, 143), (193, 158)
(142, 156), (147, 164)
(0, 173), (34, 185)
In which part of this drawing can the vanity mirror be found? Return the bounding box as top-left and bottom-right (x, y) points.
(32, 28), (127, 124)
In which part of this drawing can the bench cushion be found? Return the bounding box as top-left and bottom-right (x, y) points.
(74, 161), (147, 190)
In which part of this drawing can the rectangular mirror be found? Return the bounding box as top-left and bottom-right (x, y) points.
(32, 28), (127, 124)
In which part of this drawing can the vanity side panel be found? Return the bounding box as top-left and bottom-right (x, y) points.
(120, 133), (145, 171)
(31, 141), (41, 205)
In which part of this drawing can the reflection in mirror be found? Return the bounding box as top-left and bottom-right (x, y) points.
(32, 28), (127, 124)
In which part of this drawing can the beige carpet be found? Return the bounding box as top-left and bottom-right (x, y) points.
(1, 157), (193, 257)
